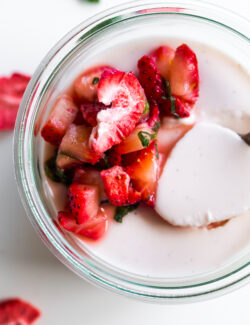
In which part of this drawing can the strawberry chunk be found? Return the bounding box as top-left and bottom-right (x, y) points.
(170, 43), (199, 103)
(115, 122), (155, 155)
(80, 102), (107, 126)
(0, 73), (30, 130)
(74, 65), (113, 103)
(100, 166), (140, 206)
(126, 142), (160, 207)
(151, 45), (175, 80)
(161, 95), (190, 118)
(57, 124), (102, 165)
(147, 104), (160, 128)
(89, 70), (146, 153)
(0, 298), (40, 324)
(68, 183), (99, 224)
(73, 167), (107, 201)
(58, 208), (109, 240)
(41, 94), (78, 146)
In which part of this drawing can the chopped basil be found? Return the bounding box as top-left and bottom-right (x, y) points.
(138, 131), (157, 148)
(155, 143), (159, 159)
(241, 133), (250, 145)
(165, 80), (171, 98)
(114, 203), (139, 223)
(152, 121), (160, 132)
(143, 102), (150, 114)
(169, 96), (180, 119)
(92, 77), (100, 85)
(44, 155), (73, 186)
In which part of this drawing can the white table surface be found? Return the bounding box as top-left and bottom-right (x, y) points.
(0, 0), (249, 324)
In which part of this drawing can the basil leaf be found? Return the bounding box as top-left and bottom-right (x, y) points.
(152, 121), (160, 132)
(114, 204), (139, 223)
(92, 77), (100, 85)
(143, 102), (150, 114)
(138, 131), (157, 148)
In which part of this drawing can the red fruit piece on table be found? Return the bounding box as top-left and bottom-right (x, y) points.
(41, 94), (78, 146)
(170, 43), (199, 104)
(58, 208), (109, 240)
(68, 183), (99, 224)
(126, 142), (160, 207)
(80, 102), (107, 126)
(0, 73), (31, 130)
(89, 69), (146, 153)
(138, 55), (165, 105)
(0, 298), (40, 324)
(57, 124), (102, 165)
(74, 65), (114, 103)
(100, 166), (141, 206)
(73, 167), (107, 202)
(151, 45), (175, 80)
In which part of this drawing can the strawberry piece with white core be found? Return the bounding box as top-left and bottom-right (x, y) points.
(41, 94), (78, 146)
(89, 70), (146, 153)
(156, 122), (250, 227)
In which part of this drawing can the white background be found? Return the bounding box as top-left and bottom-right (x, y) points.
(0, 0), (249, 324)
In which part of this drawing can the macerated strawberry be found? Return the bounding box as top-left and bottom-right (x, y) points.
(0, 73), (30, 130)
(151, 45), (175, 80)
(126, 142), (160, 207)
(74, 65), (113, 103)
(115, 123), (155, 155)
(68, 183), (99, 224)
(41, 94), (78, 146)
(147, 104), (160, 128)
(58, 124), (102, 165)
(161, 95), (191, 118)
(0, 298), (40, 324)
(73, 167), (107, 201)
(90, 70), (146, 153)
(58, 208), (109, 240)
(138, 55), (165, 105)
(100, 166), (140, 206)
(56, 153), (81, 170)
(170, 43), (199, 103)
(80, 102), (107, 126)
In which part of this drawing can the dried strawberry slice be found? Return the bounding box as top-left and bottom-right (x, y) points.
(0, 73), (31, 130)
(0, 298), (40, 324)
(89, 70), (146, 153)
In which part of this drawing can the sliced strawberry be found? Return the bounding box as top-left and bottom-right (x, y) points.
(58, 124), (102, 165)
(58, 208), (109, 240)
(80, 102), (107, 126)
(0, 73), (31, 130)
(170, 43), (199, 103)
(0, 298), (40, 324)
(115, 122), (155, 155)
(41, 94), (78, 146)
(126, 142), (160, 207)
(147, 104), (160, 128)
(161, 95), (191, 118)
(73, 167), (107, 201)
(138, 55), (165, 105)
(100, 166), (140, 206)
(68, 183), (99, 224)
(89, 70), (146, 153)
(74, 65), (113, 103)
(151, 45), (175, 80)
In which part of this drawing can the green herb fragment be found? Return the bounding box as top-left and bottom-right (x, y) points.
(165, 80), (171, 98)
(143, 102), (150, 114)
(92, 77), (100, 85)
(155, 143), (159, 159)
(138, 131), (157, 148)
(86, 0), (100, 2)
(59, 151), (78, 160)
(169, 96), (180, 119)
(114, 203), (139, 223)
(152, 121), (160, 132)
(44, 155), (73, 186)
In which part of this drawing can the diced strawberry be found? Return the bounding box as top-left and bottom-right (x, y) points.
(74, 65), (113, 103)
(161, 95), (191, 118)
(126, 142), (160, 207)
(56, 153), (81, 170)
(80, 102), (107, 126)
(89, 70), (146, 153)
(151, 45), (175, 80)
(0, 73), (31, 130)
(147, 104), (160, 128)
(58, 124), (102, 165)
(170, 43), (199, 103)
(115, 123), (155, 155)
(41, 94), (78, 146)
(68, 183), (99, 224)
(100, 166), (140, 206)
(58, 208), (109, 240)
(138, 55), (165, 105)
(105, 148), (122, 166)
(73, 167), (107, 201)
(0, 298), (40, 324)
